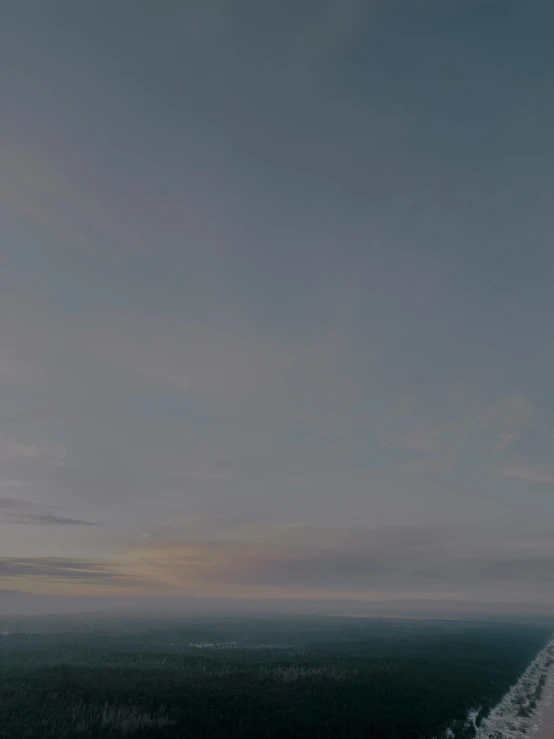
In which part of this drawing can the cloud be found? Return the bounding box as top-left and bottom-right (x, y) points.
(493, 430), (520, 454)
(154, 457), (234, 482)
(399, 457), (453, 474)
(118, 522), (554, 605)
(0, 496), (32, 509)
(4, 512), (101, 527)
(0, 478), (30, 489)
(0, 435), (65, 465)
(83, 320), (353, 403)
(380, 393), (550, 478)
(499, 466), (554, 483)
(296, 0), (368, 61)
(0, 359), (21, 378)
(135, 365), (190, 391)
(0, 557), (134, 586)
(382, 430), (440, 452)
(0, 496), (101, 527)
(50, 467), (136, 499)
(1, 406), (58, 424)
(6, 521), (554, 607)
(469, 395), (540, 435)
(0, 144), (148, 259)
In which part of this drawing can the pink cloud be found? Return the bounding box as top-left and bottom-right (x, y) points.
(499, 467), (554, 484)
(384, 430), (440, 453)
(493, 431), (519, 454)
(401, 457), (453, 473)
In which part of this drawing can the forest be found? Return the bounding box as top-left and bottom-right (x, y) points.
(0, 615), (551, 738)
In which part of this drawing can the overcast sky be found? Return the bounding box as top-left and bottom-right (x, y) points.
(2, 0), (554, 615)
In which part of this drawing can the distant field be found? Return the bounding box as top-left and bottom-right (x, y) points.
(0, 615), (551, 738)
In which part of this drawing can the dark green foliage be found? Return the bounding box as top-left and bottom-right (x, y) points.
(0, 616), (550, 738)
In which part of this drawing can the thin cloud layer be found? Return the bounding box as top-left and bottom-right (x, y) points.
(3, 522), (554, 609)
(116, 523), (554, 606)
(2, 0), (554, 613)
(499, 467), (554, 484)
(0, 435), (65, 465)
(0, 558), (134, 587)
(0, 496), (100, 527)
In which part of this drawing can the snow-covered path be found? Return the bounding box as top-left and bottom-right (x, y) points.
(530, 654), (554, 739)
(474, 639), (554, 739)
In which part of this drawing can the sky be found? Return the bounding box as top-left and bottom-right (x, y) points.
(2, 0), (554, 615)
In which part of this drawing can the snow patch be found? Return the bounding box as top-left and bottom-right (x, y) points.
(475, 639), (554, 739)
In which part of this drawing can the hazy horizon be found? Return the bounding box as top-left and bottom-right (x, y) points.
(2, 0), (554, 617)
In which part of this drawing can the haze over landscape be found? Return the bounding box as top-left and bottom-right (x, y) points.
(2, 0), (554, 617)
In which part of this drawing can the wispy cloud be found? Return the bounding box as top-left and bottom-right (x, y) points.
(4, 512), (101, 527)
(499, 466), (554, 484)
(382, 430), (440, 452)
(0, 557), (133, 586)
(116, 522), (554, 604)
(0, 145), (147, 259)
(1, 406), (58, 424)
(296, 0), (369, 61)
(0, 496), (101, 527)
(0, 478), (30, 489)
(0, 435), (65, 466)
(153, 456), (234, 482)
(381, 393), (548, 474)
(5, 520), (554, 607)
(493, 430), (520, 454)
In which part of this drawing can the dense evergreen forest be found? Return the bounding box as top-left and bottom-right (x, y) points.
(0, 615), (551, 738)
